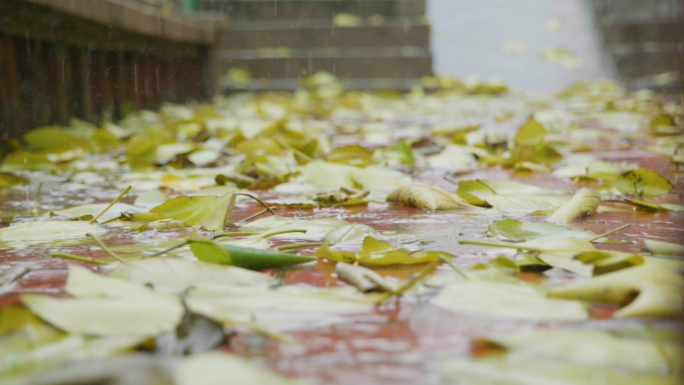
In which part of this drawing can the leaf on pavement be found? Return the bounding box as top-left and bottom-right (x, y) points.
(644, 240), (684, 256)
(188, 238), (315, 270)
(616, 169), (673, 197)
(547, 188), (601, 223)
(21, 265), (183, 337)
(148, 193), (236, 232)
(548, 257), (684, 318)
(488, 219), (597, 242)
(387, 184), (471, 210)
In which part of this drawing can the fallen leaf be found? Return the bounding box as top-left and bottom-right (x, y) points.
(188, 238), (315, 270)
(431, 279), (588, 321)
(21, 265), (183, 337)
(616, 169), (673, 197)
(548, 257), (684, 318)
(488, 219), (597, 242)
(387, 184), (471, 210)
(547, 188), (601, 223)
(109, 258), (273, 293)
(147, 193), (236, 232)
(514, 117), (547, 145)
(0, 221), (105, 244)
(335, 263), (396, 293)
(644, 240), (684, 256)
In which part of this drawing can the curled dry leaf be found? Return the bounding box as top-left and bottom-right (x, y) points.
(547, 188), (600, 224)
(335, 262), (396, 293)
(548, 257), (684, 318)
(387, 183), (471, 210)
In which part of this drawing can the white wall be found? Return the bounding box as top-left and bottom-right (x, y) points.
(427, 0), (615, 92)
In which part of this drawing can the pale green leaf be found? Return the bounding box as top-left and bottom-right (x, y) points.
(547, 188), (601, 223)
(616, 169), (674, 197)
(387, 184), (471, 210)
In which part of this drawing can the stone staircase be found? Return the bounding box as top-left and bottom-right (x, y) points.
(591, 0), (684, 90)
(199, 0), (432, 91)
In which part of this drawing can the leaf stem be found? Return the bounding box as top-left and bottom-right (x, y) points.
(439, 255), (469, 280)
(275, 138), (314, 163)
(458, 240), (544, 253)
(31, 181), (44, 215)
(87, 233), (126, 263)
(90, 185), (131, 224)
(146, 240), (189, 257)
(476, 179), (497, 194)
(235, 193), (276, 215)
(212, 231), (261, 240)
(588, 224), (631, 242)
(51, 252), (110, 265)
(374, 261), (438, 304)
(276, 242), (323, 251)
(237, 207), (276, 223)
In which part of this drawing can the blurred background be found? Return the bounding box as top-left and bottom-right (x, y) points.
(1, 0), (683, 138)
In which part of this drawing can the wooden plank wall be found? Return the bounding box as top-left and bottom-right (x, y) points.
(0, 0), (213, 142)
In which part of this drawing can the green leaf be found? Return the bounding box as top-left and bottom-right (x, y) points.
(624, 198), (684, 212)
(0, 152), (55, 172)
(616, 169), (673, 197)
(547, 188), (601, 223)
(21, 265), (183, 337)
(548, 257), (684, 318)
(148, 193), (236, 232)
(387, 184), (471, 210)
(315, 237), (449, 266)
(431, 279), (588, 321)
(514, 117), (547, 145)
(132, 190), (170, 209)
(188, 238), (315, 270)
(488, 219), (597, 242)
(456, 179), (569, 212)
(174, 353), (312, 385)
(109, 258), (273, 293)
(0, 173), (26, 189)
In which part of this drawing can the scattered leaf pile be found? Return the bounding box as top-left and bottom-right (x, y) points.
(0, 72), (682, 383)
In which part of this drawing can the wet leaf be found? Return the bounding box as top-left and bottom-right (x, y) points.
(315, 237), (448, 266)
(188, 238), (315, 270)
(133, 190), (170, 209)
(300, 161), (410, 190)
(547, 188), (601, 223)
(616, 169), (673, 197)
(335, 262), (396, 293)
(175, 352), (311, 385)
(0, 152), (55, 172)
(148, 193), (236, 232)
(644, 240), (684, 256)
(109, 258), (273, 293)
(51, 203), (143, 222)
(387, 184), (471, 210)
(21, 265), (183, 337)
(0, 221), (105, 244)
(240, 215), (349, 240)
(481, 328), (683, 373)
(323, 223), (379, 245)
(548, 257), (684, 318)
(488, 219), (597, 242)
(0, 173), (26, 189)
(514, 117), (546, 145)
(624, 198), (684, 212)
(432, 279), (588, 321)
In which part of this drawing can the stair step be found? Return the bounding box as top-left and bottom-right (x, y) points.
(601, 20), (684, 44)
(199, 0), (425, 21)
(219, 46), (429, 60)
(613, 51), (683, 78)
(224, 77), (423, 91)
(219, 24), (429, 49)
(220, 55), (432, 79)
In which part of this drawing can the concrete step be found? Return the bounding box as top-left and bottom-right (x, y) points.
(220, 55), (432, 79)
(199, 0), (425, 21)
(601, 20), (684, 44)
(614, 51), (683, 78)
(219, 24), (430, 49)
(218, 46), (429, 60)
(224, 77), (422, 91)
